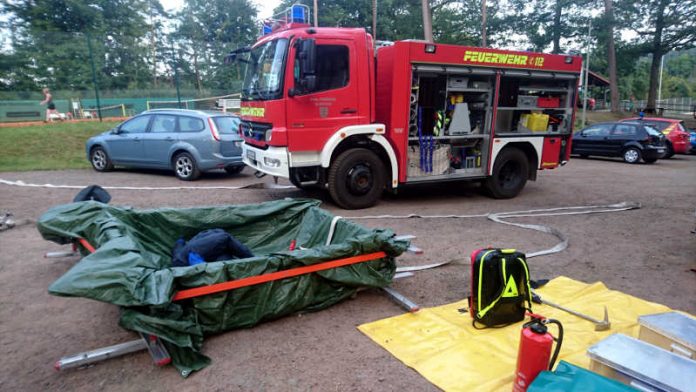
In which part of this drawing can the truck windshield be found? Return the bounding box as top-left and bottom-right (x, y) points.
(242, 39), (289, 101)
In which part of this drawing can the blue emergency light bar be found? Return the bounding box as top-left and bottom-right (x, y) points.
(261, 4), (311, 36)
(292, 4), (307, 23)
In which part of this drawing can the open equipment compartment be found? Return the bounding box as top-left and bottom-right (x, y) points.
(407, 64), (495, 181)
(495, 70), (577, 135)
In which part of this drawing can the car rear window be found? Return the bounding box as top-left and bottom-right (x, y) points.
(178, 116), (205, 132)
(213, 116), (240, 135)
(646, 121), (669, 131)
(643, 125), (661, 136)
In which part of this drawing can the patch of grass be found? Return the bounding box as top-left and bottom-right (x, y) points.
(0, 121), (121, 171)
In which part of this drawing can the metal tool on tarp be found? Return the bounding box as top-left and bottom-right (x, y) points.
(55, 332), (170, 371)
(532, 291), (611, 331)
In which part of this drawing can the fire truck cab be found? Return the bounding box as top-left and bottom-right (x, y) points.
(238, 6), (582, 209)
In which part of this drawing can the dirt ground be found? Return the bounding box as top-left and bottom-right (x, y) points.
(1, 156), (695, 391)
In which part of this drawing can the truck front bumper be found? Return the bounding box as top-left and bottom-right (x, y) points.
(242, 144), (290, 178)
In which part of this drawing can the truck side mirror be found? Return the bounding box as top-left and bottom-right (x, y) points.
(291, 38), (316, 96)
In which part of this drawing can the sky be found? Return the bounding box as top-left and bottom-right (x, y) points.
(160, 0), (282, 19)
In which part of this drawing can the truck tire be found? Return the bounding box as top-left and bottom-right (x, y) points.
(328, 148), (385, 209)
(484, 147), (529, 199)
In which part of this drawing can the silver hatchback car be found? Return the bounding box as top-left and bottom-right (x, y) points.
(86, 109), (245, 180)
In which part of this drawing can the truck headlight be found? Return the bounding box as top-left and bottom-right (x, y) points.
(264, 157), (281, 168)
(265, 129), (272, 142)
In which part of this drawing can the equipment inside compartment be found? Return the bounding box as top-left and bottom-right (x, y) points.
(406, 67), (576, 179)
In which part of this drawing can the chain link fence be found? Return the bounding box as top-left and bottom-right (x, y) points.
(634, 97), (695, 115)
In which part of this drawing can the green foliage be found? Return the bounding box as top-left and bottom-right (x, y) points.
(175, 0), (258, 91)
(1, 0), (156, 92)
(502, 0), (593, 53)
(273, 0), (494, 45)
(0, 0), (256, 95)
(0, 121), (120, 171)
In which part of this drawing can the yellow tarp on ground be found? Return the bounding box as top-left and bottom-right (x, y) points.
(358, 276), (673, 392)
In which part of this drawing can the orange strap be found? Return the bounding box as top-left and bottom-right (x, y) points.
(78, 237), (96, 253)
(74, 237), (387, 303)
(173, 251), (388, 301)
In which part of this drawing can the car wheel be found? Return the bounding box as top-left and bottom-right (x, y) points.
(90, 146), (114, 172)
(643, 157), (658, 164)
(224, 165), (245, 175)
(173, 152), (201, 181)
(664, 142), (674, 158)
(484, 147), (529, 199)
(328, 148), (385, 209)
(622, 147), (641, 164)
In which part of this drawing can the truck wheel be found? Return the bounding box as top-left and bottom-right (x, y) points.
(328, 148), (385, 209)
(484, 147), (529, 199)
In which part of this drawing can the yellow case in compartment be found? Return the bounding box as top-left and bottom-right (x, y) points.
(519, 113), (549, 132)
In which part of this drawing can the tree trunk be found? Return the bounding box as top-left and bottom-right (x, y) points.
(149, 8), (158, 88)
(481, 0), (487, 47)
(604, 0), (619, 112)
(421, 0), (433, 42)
(552, 0), (562, 53)
(193, 45), (202, 93)
(372, 0), (377, 41)
(646, 0), (667, 111)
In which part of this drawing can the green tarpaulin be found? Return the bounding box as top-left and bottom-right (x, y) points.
(38, 199), (408, 376)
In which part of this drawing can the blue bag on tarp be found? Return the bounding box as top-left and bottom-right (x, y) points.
(171, 229), (254, 267)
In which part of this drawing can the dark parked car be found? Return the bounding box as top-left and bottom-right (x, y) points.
(86, 109), (245, 180)
(571, 121), (666, 164)
(619, 117), (691, 157)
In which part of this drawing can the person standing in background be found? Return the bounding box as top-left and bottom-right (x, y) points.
(40, 87), (56, 122)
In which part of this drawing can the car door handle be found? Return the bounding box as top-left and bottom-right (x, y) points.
(340, 108), (357, 114)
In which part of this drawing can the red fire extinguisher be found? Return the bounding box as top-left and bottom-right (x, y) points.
(512, 314), (564, 392)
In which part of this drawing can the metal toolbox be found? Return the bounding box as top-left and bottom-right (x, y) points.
(447, 76), (469, 89)
(517, 95), (538, 108)
(638, 312), (696, 359)
(587, 333), (696, 392)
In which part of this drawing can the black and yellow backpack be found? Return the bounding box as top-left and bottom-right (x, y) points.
(469, 248), (533, 328)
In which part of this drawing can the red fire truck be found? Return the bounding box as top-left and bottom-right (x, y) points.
(235, 6), (582, 209)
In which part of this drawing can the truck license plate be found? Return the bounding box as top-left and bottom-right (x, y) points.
(247, 150), (256, 161)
